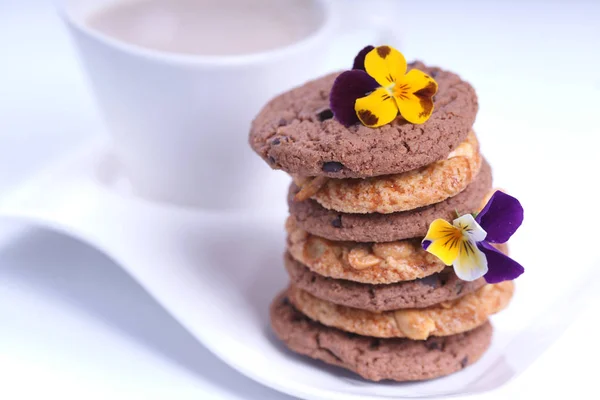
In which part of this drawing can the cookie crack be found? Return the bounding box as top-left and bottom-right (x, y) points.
(315, 333), (343, 363)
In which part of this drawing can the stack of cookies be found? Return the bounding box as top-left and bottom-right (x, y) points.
(249, 60), (514, 382)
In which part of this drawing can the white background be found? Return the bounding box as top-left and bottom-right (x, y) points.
(1, 0), (600, 399)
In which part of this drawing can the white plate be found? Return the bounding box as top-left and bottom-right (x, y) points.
(0, 131), (598, 400)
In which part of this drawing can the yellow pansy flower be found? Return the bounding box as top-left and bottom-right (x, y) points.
(330, 45), (438, 128)
(356, 46), (437, 127)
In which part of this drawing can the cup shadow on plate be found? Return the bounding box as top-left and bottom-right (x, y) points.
(183, 220), (288, 324)
(0, 225), (296, 400)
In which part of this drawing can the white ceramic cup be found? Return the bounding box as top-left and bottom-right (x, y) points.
(58, 0), (391, 210)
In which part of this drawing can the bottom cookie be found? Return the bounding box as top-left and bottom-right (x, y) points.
(270, 291), (493, 382)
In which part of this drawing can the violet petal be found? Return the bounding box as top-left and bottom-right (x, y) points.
(422, 240), (432, 250)
(352, 45), (375, 70)
(330, 70), (379, 127)
(478, 241), (524, 283)
(476, 191), (524, 243)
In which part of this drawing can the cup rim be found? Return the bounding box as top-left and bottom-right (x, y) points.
(57, 0), (335, 67)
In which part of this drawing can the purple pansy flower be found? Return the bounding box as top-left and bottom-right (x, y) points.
(422, 191), (525, 283)
(352, 45), (374, 70)
(329, 46), (378, 126)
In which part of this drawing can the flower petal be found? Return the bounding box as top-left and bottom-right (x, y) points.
(478, 241), (524, 283)
(476, 191), (524, 243)
(364, 45), (407, 87)
(393, 69), (438, 124)
(352, 45), (375, 71)
(330, 70), (379, 127)
(354, 87), (398, 128)
(454, 240), (488, 281)
(423, 219), (457, 241)
(422, 219), (461, 266)
(453, 214), (487, 242)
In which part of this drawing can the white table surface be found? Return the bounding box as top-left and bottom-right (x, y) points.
(1, 1), (599, 399)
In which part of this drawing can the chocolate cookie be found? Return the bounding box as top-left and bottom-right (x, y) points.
(289, 160), (492, 242)
(270, 292), (492, 382)
(284, 253), (486, 311)
(249, 62), (478, 179)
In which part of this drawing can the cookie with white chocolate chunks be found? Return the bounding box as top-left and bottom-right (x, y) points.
(287, 281), (514, 340)
(296, 131), (481, 214)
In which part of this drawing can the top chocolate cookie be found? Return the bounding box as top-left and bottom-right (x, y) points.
(249, 62), (478, 178)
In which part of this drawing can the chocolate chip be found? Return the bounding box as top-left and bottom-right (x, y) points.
(419, 274), (440, 289)
(425, 341), (440, 351)
(369, 339), (381, 350)
(271, 138), (281, 145)
(282, 297), (291, 306)
(455, 282), (465, 295)
(438, 271), (450, 286)
(331, 215), (342, 228)
(322, 161), (344, 173)
(430, 69), (439, 78)
(277, 118), (287, 127)
(460, 356), (469, 368)
(317, 108), (334, 121)
(368, 287), (376, 300)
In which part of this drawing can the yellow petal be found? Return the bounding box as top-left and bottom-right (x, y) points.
(423, 219), (456, 241)
(354, 87), (398, 128)
(453, 240), (488, 281)
(364, 46), (407, 87)
(393, 69), (438, 124)
(423, 219), (461, 265)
